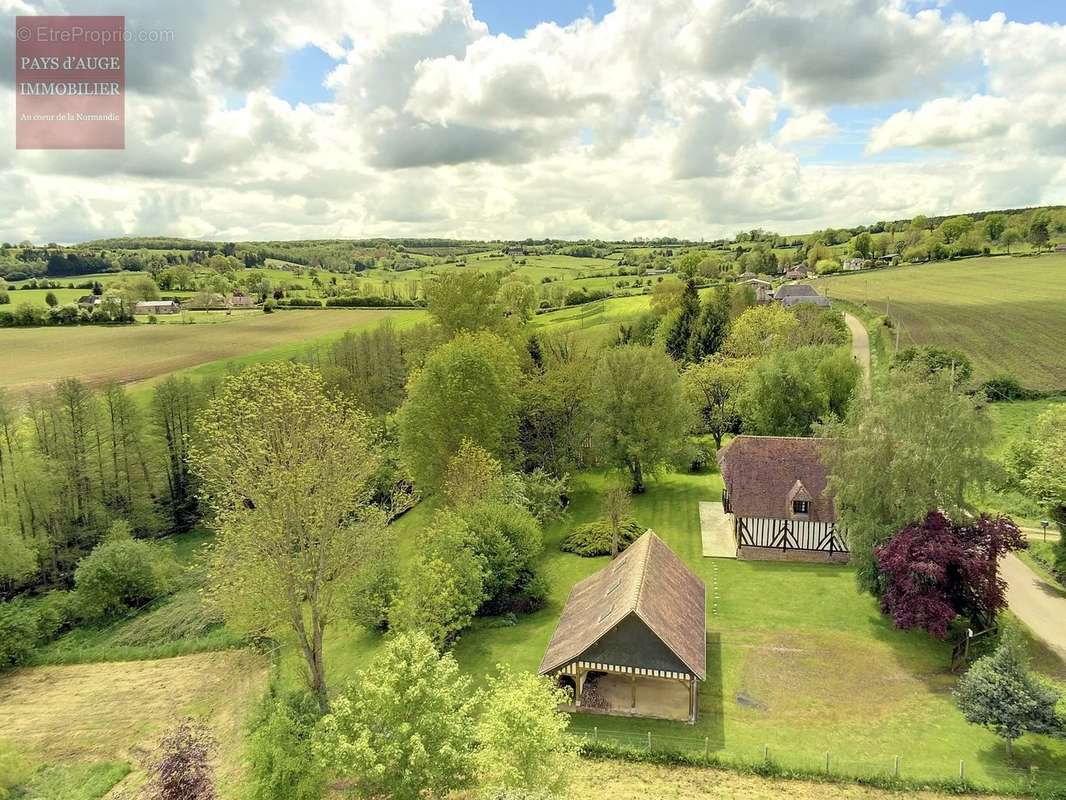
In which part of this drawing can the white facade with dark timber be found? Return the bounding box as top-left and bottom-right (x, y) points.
(717, 435), (848, 562)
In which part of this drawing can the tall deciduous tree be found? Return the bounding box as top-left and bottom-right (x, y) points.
(821, 371), (997, 593)
(591, 345), (691, 492)
(190, 362), (387, 712)
(724, 304), (798, 358)
(314, 632), (479, 800)
(425, 271), (503, 337)
(682, 356), (750, 449)
(398, 332), (521, 492)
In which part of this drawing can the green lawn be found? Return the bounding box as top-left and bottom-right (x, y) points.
(274, 468), (1066, 792)
(811, 255), (1066, 390)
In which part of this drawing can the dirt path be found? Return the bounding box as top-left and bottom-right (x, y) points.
(843, 312), (871, 394)
(1002, 553), (1066, 661)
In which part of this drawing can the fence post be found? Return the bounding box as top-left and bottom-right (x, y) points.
(959, 760), (965, 782)
(893, 755), (900, 777)
(647, 731), (652, 750)
(763, 744), (769, 762)
(593, 726), (598, 743)
(825, 751), (831, 773)
(704, 737), (709, 757)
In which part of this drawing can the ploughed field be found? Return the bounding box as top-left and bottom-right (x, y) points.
(811, 254), (1066, 391)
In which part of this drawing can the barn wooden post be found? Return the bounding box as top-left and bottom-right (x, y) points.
(688, 676), (698, 722)
(630, 673), (637, 709)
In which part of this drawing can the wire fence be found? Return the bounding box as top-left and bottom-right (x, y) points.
(576, 725), (1066, 794)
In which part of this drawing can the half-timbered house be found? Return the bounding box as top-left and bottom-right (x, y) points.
(717, 435), (847, 562)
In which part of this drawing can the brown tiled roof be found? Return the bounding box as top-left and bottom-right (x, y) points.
(717, 435), (836, 522)
(538, 531), (706, 680)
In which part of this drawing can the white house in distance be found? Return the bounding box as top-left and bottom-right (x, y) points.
(133, 300), (181, 315)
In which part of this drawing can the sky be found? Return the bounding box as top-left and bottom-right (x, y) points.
(2, 0), (1066, 243)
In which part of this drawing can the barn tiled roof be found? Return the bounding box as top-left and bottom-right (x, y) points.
(538, 531), (706, 680)
(717, 435), (837, 523)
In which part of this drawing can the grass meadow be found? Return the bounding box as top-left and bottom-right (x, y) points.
(264, 469), (1066, 792)
(811, 254), (1066, 390)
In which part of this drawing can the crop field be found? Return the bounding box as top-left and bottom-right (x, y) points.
(811, 255), (1066, 390)
(0, 308), (424, 393)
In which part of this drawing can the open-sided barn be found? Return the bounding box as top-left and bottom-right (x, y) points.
(538, 531), (706, 722)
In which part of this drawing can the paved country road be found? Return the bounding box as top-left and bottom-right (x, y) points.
(843, 312), (871, 394)
(1001, 552), (1066, 660)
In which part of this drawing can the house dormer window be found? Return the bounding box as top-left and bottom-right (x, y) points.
(792, 500), (810, 515)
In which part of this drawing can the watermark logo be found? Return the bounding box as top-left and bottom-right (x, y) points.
(16, 16), (125, 149)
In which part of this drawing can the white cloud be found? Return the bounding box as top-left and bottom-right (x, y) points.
(867, 95), (1012, 153)
(0, 0), (1065, 243)
(777, 111), (839, 144)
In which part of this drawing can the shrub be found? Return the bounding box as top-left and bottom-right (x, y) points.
(560, 517), (645, 557)
(74, 539), (177, 619)
(246, 692), (325, 800)
(892, 345), (973, 386)
(34, 590), (84, 641)
(277, 297), (322, 307)
(978, 375), (1033, 402)
(143, 719), (217, 800)
(324, 295), (421, 308)
(0, 601), (39, 668)
(263, 298), (276, 313)
(349, 559), (398, 632)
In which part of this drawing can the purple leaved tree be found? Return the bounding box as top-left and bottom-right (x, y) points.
(876, 511), (1026, 638)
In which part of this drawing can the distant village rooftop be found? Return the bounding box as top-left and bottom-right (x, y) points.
(774, 283), (830, 308)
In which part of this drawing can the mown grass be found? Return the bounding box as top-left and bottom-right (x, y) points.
(812, 255), (1066, 390)
(271, 468), (1066, 791)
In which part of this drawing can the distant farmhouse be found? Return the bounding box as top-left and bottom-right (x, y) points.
(228, 292), (255, 308)
(718, 435), (847, 562)
(741, 277), (773, 304)
(538, 531), (706, 723)
(133, 300), (180, 315)
(784, 265), (810, 280)
(76, 295), (122, 312)
(1055, 243), (1066, 253)
(842, 257), (865, 272)
(774, 283), (830, 308)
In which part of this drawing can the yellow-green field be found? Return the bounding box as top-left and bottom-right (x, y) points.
(811, 255), (1066, 390)
(0, 308), (424, 393)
